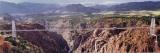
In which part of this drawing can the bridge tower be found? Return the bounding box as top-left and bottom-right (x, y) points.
(12, 20), (17, 38)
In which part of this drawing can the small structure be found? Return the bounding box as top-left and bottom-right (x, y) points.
(25, 18), (35, 24)
(0, 16), (4, 20)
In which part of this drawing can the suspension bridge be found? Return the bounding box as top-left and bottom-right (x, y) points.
(0, 17), (159, 53)
(0, 18), (158, 37)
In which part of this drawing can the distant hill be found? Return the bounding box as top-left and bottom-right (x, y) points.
(0, 1), (160, 15)
(0, 1), (22, 13)
(19, 2), (60, 13)
(0, 1), (100, 14)
(109, 1), (160, 11)
(0, 1), (60, 14)
(57, 4), (100, 14)
(92, 1), (160, 11)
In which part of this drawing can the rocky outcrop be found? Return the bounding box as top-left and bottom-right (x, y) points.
(72, 27), (160, 53)
(70, 18), (160, 53)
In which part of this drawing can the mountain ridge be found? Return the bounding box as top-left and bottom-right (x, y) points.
(0, 1), (160, 14)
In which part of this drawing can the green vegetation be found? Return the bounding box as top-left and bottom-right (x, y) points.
(5, 36), (29, 50)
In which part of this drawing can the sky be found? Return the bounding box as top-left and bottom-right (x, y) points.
(0, 0), (160, 5)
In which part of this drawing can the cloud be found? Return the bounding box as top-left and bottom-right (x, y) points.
(0, 0), (23, 3)
(0, 0), (159, 4)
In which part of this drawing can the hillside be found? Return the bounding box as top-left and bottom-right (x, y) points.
(58, 4), (100, 14)
(0, 35), (44, 53)
(1, 1), (160, 14)
(0, 23), (70, 53)
(107, 1), (160, 11)
(91, 1), (160, 11)
(0, 1), (59, 14)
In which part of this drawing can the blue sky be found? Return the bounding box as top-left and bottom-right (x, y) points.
(0, 0), (159, 4)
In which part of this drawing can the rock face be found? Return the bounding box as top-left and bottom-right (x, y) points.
(74, 28), (157, 53)
(0, 23), (70, 53)
(69, 17), (160, 53)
